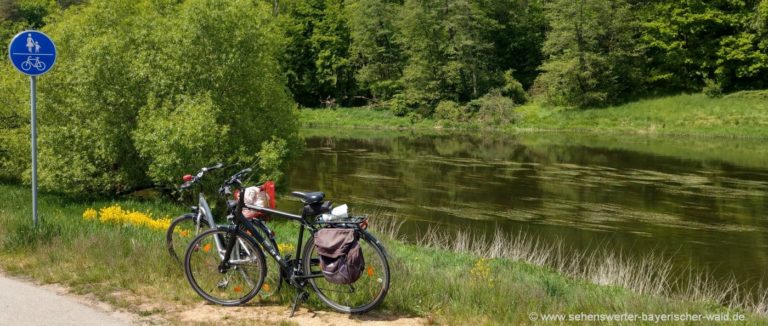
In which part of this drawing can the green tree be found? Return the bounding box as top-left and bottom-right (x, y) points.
(398, 0), (500, 113)
(311, 0), (354, 103)
(280, 0), (355, 106)
(485, 0), (547, 90)
(639, 0), (768, 93)
(758, 0), (768, 33)
(134, 0), (299, 188)
(534, 0), (638, 107)
(345, 0), (404, 102)
(0, 0), (299, 194)
(279, 0), (323, 107)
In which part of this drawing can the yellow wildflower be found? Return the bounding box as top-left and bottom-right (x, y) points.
(99, 205), (125, 224)
(278, 243), (295, 253)
(82, 208), (97, 220)
(470, 258), (491, 280)
(84, 205), (172, 232)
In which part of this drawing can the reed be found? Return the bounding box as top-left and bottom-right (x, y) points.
(370, 217), (768, 316)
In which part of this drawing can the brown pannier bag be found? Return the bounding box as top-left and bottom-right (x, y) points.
(313, 228), (365, 284)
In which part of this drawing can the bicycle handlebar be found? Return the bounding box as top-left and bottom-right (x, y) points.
(218, 168), (252, 196)
(179, 163), (225, 190)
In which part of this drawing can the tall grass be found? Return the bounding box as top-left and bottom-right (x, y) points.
(371, 220), (768, 316)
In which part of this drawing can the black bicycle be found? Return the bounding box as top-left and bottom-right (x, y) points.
(183, 168), (390, 315)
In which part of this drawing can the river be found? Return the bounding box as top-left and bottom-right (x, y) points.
(278, 129), (768, 294)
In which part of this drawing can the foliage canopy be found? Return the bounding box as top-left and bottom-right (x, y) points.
(0, 0), (298, 194)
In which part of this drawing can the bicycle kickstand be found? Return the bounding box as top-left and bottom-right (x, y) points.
(289, 290), (309, 317)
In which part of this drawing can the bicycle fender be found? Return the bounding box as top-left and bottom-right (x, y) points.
(361, 230), (389, 258)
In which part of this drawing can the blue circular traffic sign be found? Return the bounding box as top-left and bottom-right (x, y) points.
(8, 30), (56, 76)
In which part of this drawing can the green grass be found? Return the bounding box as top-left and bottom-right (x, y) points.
(300, 91), (768, 138)
(0, 183), (766, 324)
(516, 91), (768, 138)
(301, 107), (437, 130)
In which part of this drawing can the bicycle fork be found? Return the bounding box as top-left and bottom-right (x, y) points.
(218, 226), (240, 274)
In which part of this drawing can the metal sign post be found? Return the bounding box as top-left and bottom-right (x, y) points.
(30, 76), (38, 226)
(8, 31), (57, 227)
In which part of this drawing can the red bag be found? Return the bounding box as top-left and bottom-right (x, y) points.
(263, 181), (276, 209)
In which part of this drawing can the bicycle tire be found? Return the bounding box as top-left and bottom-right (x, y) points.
(166, 214), (210, 265)
(184, 228), (266, 306)
(302, 229), (390, 314)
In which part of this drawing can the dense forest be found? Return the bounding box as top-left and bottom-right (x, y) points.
(3, 0), (768, 111)
(1, 0), (767, 193)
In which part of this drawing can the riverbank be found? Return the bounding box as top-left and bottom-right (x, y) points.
(301, 91), (768, 138)
(0, 184), (765, 324)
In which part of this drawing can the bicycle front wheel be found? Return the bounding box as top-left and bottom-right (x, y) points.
(166, 214), (210, 265)
(184, 229), (266, 306)
(303, 230), (390, 313)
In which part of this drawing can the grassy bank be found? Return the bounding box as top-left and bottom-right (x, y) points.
(0, 183), (765, 324)
(301, 91), (768, 138)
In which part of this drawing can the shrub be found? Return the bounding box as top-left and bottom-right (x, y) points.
(467, 92), (518, 125)
(703, 78), (724, 98)
(133, 94), (229, 188)
(434, 100), (466, 122)
(388, 93), (410, 117)
(501, 70), (529, 104)
(257, 137), (292, 184)
(0, 0), (299, 194)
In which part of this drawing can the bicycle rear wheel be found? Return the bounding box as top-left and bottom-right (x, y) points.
(303, 230), (390, 313)
(184, 229), (266, 306)
(166, 214), (210, 265)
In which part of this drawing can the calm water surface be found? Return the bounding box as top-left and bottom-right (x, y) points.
(279, 130), (768, 289)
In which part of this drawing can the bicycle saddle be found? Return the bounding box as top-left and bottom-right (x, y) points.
(291, 191), (325, 204)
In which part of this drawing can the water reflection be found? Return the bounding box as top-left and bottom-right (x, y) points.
(280, 131), (768, 289)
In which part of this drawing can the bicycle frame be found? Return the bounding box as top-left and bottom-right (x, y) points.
(222, 199), (386, 285)
(223, 202), (323, 284)
(191, 184), (229, 255)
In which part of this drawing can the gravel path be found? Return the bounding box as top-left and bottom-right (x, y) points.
(0, 274), (134, 326)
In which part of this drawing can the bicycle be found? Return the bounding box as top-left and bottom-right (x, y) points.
(166, 163), (224, 265)
(183, 168), (390, 315)
(167, 164), (282, 298)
